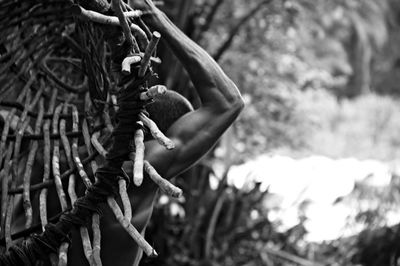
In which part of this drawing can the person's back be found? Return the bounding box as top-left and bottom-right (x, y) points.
(67, 91), (195, 265)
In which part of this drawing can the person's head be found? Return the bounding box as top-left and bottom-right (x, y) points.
(145, 90), (193, 139)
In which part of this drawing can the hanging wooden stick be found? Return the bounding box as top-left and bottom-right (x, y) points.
(107, 197), (157, 257)
(139, 113), (174, 150)
(58, 242), (69, 266)
(73, 5), (151, 54)
(71, 5), (143, 25)
(52, 104), (69, 212)
(138, 31), (161, 77)
(22, 98), (44, 229)
(143, 160), (182, 198)
(4, 196), (14, 250)
(71, 104), (93, 188)
(59, 104), (95, 265)
(121, 55), (141, 75)
(111, 0), (139, 53)
(80, 226), (94, 264)
(82, 119), (98, 174)
(81, 114), (102, 266)
(83, 93), (98, 174)
(63, 104), (97, 265)
(0, 169), (6, 236)
(60, 104), (78, 205)
(6, 90), (34, 249)
(53, 101), (71, 266)
(133, 124), (144, 186)
(118, 179), (132, 221)
(91, 213), (102, 266)
(1, 148), (13, 235)
(40, 89), (58, 229)
(91, 132), (108, 158)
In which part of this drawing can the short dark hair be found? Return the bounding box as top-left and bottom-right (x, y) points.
(146, 90), (193, 135)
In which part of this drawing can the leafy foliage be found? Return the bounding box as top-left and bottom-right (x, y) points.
(142, 0), (400, 265)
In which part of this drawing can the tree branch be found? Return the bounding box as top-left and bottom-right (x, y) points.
(212, 0), (272, 61)
(194, 0), (225, 41)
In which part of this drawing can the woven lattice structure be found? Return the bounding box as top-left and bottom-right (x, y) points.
(0, 0), (182, 264)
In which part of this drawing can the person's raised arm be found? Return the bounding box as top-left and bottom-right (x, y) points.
(132, 0), (244, 178)
(147, 8), (242, 110)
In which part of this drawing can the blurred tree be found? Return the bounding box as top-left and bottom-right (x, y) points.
(140, 0), (400, 265)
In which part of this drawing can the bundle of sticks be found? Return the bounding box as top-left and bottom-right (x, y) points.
(0, 0), (182, 264)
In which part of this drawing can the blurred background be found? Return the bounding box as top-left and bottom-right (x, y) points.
(140, 0), (400, 265)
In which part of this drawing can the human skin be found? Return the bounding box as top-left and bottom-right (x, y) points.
(11, 1), (244, 265)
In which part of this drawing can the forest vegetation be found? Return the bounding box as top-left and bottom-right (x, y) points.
(140, 0), (400, 265)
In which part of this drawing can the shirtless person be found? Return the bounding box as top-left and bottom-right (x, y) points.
(10, 0), (244, 265)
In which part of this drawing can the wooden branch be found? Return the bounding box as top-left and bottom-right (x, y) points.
(0, 0), (165, 260)
(1, 158), (12, 234)
(8, 139), (109, 195)
(82, 119), (98, 174)
(0, 161), (10, 231)
(138, 31), (161, 77)
(122, 53), (161, 75)
(7, 89), (38, 248)
(111, 0), (139, 53)
(71, 105), (93, 188)
(80, 226), (94, 264)
(118, 179), (132, 221)
(92, 214), (102, 266)
(121, 55), (141, 75)
(71, 5), (143, 24)
(58, 242), (69, 266)
(130, 24), (149, 50)
(143, 161), (182, 198)
(22, 98), (44, 229)
(123, 3), (152, 39)
(91, 132), (108, 158)
(80, 120), (102, 266)
(52, 104), (69, 212)
(139, 113), (174, 150)
(72, 5), (149, 51)
(60, 104), (77, 205)
(4, 196), (14, 250)
(40, 89), (58, 230)
(132, 127), (145, 186)
(57, 102), (97, 265)
(107, 197), (157, 257)
(83, 94), (98, 174)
